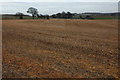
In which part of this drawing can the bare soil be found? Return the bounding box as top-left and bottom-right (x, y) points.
(2, 19), (118, 78)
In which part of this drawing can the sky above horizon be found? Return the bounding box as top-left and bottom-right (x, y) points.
(1, 2), (119, 15)
(0, 0), (119, 2)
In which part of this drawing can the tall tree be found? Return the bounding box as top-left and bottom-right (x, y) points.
(27, 7), (38, 19)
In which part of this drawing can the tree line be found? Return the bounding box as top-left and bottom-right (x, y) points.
(16, 7), (94, 19)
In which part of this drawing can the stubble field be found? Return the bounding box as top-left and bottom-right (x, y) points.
(2, 19), (118, 78)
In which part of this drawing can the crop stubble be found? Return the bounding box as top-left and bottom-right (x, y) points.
(2, 19), (118, 78)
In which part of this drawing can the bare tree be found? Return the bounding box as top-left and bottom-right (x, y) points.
(27, 7), (38, 19)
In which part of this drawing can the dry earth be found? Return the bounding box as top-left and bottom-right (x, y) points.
(2, 19), (118, 78)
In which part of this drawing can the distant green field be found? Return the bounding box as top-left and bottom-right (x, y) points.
(92, 15), (118, 19)
(1, 15), (51, 20)
(1, 15), (119, 20)
(1, 15), (33, 20)
(72, 15), (118, 19)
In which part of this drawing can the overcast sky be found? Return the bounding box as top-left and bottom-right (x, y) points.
(0, 1), (119, 15)
(0, 0), (119, 2)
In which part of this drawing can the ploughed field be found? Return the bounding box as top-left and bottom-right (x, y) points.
(2, 19), (118, 78)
